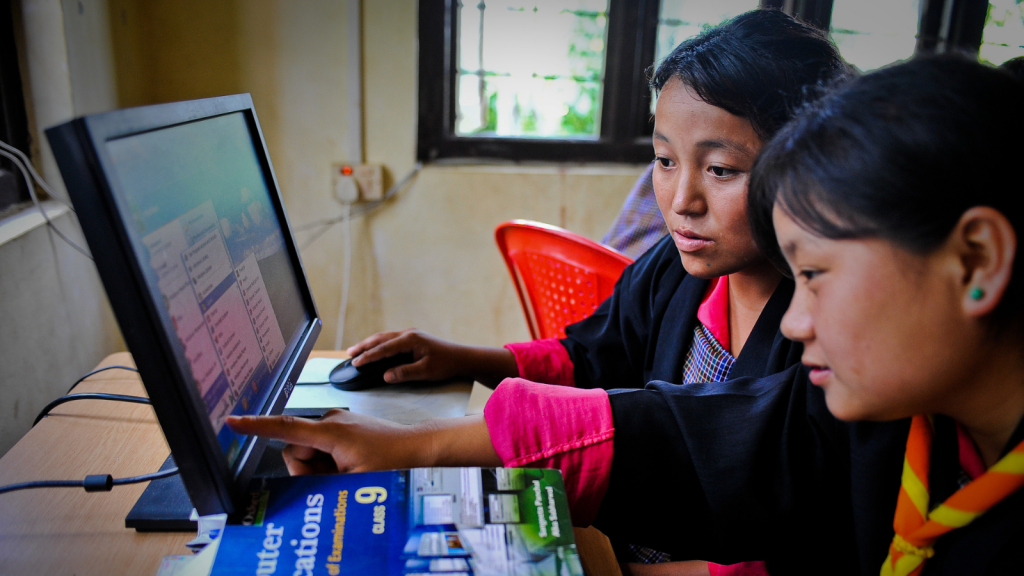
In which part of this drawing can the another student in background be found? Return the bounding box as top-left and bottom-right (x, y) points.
(231, 55), (1024, 575)
(601, 162), (665, 260)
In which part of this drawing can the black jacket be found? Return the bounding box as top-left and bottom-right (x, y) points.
(596, 367), (1024, 575)
(561, 235), (802, 389)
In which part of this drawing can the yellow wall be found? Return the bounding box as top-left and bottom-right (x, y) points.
(108, 0), (645, 351)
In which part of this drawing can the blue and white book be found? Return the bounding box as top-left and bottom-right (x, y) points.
(209, 468), (583, 576)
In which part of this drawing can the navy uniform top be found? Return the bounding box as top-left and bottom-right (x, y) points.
(560, 235), (803, 389)
(595, 367), (1024, 575)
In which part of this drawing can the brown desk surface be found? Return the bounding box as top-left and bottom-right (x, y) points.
(0, 352), (620, 576)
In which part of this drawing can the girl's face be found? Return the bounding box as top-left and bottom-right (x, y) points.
(652, 78), (764, 278)
(773, 206), (983, 422)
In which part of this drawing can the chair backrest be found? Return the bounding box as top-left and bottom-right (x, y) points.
(495, 220), (634, 340)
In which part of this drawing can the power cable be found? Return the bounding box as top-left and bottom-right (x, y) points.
(0, 146), (92, 259)
(297, 162), (423, 250)
(1, 365), (174, 497)
(66, 365), (139, 394)
(0, 467), (179, 496)
(34, 393), (150, 427)
(0, 139), (75, 210)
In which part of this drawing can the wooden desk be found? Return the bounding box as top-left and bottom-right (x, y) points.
(0, 352), (620, 576)
(0, 352), (187, 575)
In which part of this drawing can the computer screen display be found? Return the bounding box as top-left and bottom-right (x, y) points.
(104, 112), (309, 466)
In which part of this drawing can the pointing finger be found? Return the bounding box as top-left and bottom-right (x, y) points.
(226, 415), (338, 454)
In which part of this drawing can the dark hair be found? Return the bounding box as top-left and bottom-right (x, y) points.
(749, 55), (1024, 323)
(650, 9), (851, 141)
(1001, 55), (1024, 83)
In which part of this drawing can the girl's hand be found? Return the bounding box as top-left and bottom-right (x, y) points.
(345, 329), (519, 387)
(226, 411), (500, 475)
(346, 329), (466, 383)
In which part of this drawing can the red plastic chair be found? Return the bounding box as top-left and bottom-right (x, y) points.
(495, 220), (634, 340)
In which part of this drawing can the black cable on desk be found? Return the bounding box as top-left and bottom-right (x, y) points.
(31, 365), (148, 427)
(33, 393), (150, 427)
(0, 467), (179, 496)
(67, 365), (139, 393)
(4, 367), (173, 497)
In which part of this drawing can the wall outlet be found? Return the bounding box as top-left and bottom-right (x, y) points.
(331, 163), (358, 203)
(331, 163), (384, 202)
(353, 164), (383, 201)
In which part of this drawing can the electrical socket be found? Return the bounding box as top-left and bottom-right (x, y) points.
(331, 163), (383, 202)
(353, 164), (383, 201)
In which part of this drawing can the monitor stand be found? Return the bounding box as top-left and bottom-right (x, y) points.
(125, 408), (334, 532)
(123, 454), (196, 532)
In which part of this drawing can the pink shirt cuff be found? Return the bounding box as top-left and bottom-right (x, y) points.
(483, 378), (614, 526)
(504, 338), (575, 387)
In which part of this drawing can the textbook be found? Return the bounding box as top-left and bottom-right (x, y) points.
(208, 467), (583, 576)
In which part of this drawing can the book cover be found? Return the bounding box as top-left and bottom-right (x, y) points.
(209, 467), (583, 576)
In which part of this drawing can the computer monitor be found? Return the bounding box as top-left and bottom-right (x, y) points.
(46, 94), (321, 517)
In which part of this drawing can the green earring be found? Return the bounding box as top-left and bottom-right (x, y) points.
(970, 287), (985, 301)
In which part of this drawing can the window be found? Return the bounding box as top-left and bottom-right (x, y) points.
(655, 0), (761, 64)
(454, 1), (610, 139)
(651, 0), (760, 111)
(1, 0), (31, 215)
(830, 0), (922, 71)
(418, 0), (1009, 163)
(419, 0), (664, 163)
(980, 0), (1024, 65)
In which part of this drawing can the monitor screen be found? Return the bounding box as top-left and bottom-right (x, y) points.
(104, 112), (309, 467)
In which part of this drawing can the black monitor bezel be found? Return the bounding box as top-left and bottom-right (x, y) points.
(46, 94), (321, 515)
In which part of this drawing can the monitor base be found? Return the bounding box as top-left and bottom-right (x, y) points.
(124, 408), (332, 532)
(124, 455), (195, 532)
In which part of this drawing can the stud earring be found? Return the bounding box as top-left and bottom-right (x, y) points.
(970, 287), (986, 301)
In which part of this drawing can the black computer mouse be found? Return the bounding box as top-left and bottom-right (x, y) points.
(328, 351), (416, 391)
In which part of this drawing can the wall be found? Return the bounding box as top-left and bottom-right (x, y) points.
(0, 0), (642, 456)
(0, 0), (124, 456)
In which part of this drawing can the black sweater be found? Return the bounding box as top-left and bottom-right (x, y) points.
(561, 235), (802, 389)
(596, 367), (1024, 575)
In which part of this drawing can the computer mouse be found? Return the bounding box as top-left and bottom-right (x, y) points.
(328, 351), (416, 391)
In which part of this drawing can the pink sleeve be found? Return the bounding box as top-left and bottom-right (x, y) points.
(504, 338), (575, 387)
(483, 378), (613, 526)
(708, 562), (769, 576)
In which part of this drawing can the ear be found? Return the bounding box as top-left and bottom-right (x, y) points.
(950, 207), (1017, 318)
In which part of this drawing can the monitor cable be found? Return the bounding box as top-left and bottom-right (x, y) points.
(0, 467), (179, 496)
(33, 393), (151, 427)
(332, 178), (357, 350)
(66, 364), (139, 394)
(2, 365), (177, 496)
(32, 365), (146, 427)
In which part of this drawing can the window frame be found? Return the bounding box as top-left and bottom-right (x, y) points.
(417, 0), (992, 164)
(1, 0), (32, 213)
(780, 0), (990, 56)
(417, 0), (665, 163)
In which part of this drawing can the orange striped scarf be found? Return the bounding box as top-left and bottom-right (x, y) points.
(881, 415), (1024, 576)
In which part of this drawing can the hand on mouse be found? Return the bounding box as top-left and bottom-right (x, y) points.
(346, 329), (519, 387)
(226, 410), (500, 475)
